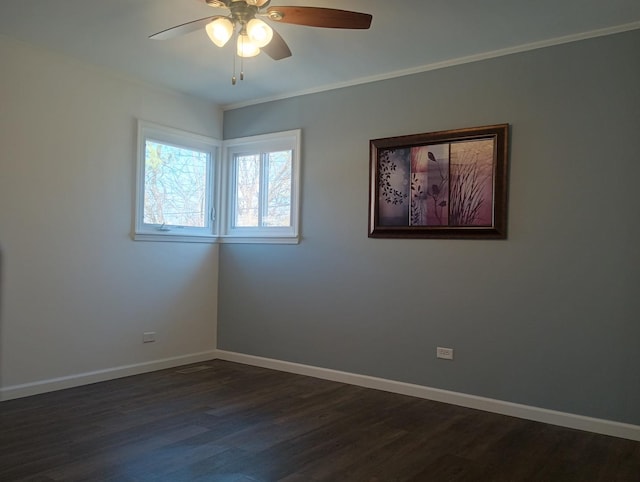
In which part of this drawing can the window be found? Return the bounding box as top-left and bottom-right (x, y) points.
(134, 123), (300, 244)
(221, 130), (301, 243)
(134, 121), (219, 242)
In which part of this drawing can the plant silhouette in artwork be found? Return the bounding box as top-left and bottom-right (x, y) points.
(449, 147), (492, 226)
(379, 149), (408, 205)
(410, 172), (424, 225)
(410, 149), (448, 225)
(425, 151), (448, 225)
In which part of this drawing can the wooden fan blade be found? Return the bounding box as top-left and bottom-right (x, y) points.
(266, 7), (372, 29)
(262, 28), (291, 60)
(149, 16), (220, 40)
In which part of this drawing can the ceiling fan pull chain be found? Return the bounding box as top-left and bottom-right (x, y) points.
(232, 29), (238, 85)
(239, 32), (245, 81)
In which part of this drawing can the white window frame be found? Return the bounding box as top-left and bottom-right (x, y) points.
(134, 120), (220, 243)
(219, 129), (301, 244)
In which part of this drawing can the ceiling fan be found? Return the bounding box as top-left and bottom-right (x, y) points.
(150, 0), (373, 84)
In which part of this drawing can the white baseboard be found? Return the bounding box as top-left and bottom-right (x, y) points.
(0, 350), (218, 401)
(4, 348), (638, 442)
(214, 349), (640, 442)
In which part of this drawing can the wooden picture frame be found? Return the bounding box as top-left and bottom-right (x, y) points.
(369, 124), (509, 239)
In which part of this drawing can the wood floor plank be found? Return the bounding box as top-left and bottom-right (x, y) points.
(1, 360), (638, 481)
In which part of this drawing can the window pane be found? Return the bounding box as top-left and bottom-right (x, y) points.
(144, 140), (209, 227)
(234, 154), (260, 227)
(264, 150), (292, 227)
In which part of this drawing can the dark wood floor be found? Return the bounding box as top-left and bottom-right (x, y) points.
(1, 360), (639, 481)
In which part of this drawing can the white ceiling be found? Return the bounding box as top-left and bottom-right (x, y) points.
(1, 0), (639, 108)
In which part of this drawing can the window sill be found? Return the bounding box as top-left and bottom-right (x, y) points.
(133, 232), (218, 244)
(132, 232), (300, 245)
(218, 235), (300, 245)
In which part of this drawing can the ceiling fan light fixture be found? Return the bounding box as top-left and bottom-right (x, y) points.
(246, 18), (273, 48)
(206, 17), (234, 47)
(237, 33), (260, 58)
(205, 0), (227, 7)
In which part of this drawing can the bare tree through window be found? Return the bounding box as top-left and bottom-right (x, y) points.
(265, 151), (292, 226)
(234, 150), (292, 228)
(235, 153), (260, 227)
(144, 140), (209, 227)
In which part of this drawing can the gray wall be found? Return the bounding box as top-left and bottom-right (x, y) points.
(0, 37), (221, 393)
(220, 30), (640, 425)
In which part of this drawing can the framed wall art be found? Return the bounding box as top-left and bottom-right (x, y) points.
(369, 124), (509, 239)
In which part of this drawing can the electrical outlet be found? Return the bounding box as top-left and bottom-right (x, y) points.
(143, 331), (156, 343)
(436, 346), (454, 360)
